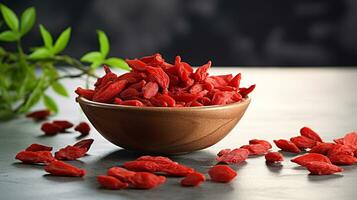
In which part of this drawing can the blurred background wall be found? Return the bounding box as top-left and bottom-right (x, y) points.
(2, 0), (357, 66)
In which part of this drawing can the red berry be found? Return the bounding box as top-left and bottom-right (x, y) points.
(304, 161), (343, 175)
(25, 143), (53, 152)
(181, 172), (206, 187)
(274, 139), (301, 153)
(265, 152), (284, 162)
(74, 122), (90, 135)
(291, 153), (331, 167)
(208, 165), (237, 183)
(41, 122), (61, 135)
(97, 175), (128, 189)
(128, 172), (166, 189)
(44, 160), (86, 177)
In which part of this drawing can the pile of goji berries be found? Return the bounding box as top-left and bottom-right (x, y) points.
(95, 156), (237, 189)
(15, 126), (357, 191)
(15, 140), (237, 190)
(26, 109), (91, 136)
(15, 139), (93, 177)
(75, 53), (255, 107)
(216, 127), (357, 176)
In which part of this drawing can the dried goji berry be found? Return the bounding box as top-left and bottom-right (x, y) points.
(206, 75), (231, 87)
(291, 153), (331, 167)
(159, 163), (195, 177)
(75, 87), (95, 100)
(125, 59), (147, 71)
(52, 120), (74, 132)
(73, 139), (94, 152)
(181, 172), (205, 187)
(74, 122), (90, 135)
(107, 167), (136, 182)
(189, 83), (204, 94)
(41, 122), (61, 135)
(217, 149), (231, 157)
(215, 86), (237, 91)
(136, 156), (175, 165)
(120, 88), (141, 100)
(228, 73), (241, 88)
(119, 100), (145, 107)
(216, 148), (249, 164)
(193, 61), (211, 82)
(97, 175), (129, 189)
(15, 150), (55, 164)
(188, 101), (203, 107)
(239, 84), (256, 98)
(150, 95), (168, 107)
(44, 160), (86, 177)
(274, 139), (301, 153)
(140, 53), (165, 67)
(146, 66), (170, 90)
(328, 153), (357, 165)
(208, 165), (237, 183)
(343, 132), (357, 149)
(211, 91), (235, 105)
(265, 152), (284, 162)
(171, 92), (200, 103)
(129, 80), (146, 90)
(249, 139), (272, 149)
(123, 161), (160, 172)
(304, 161), (343, 175)
(300, 127), (323, 142)
(94, 67), (118, 90)
(92, 79), (128, 103)
(333, 137), (344, 144)
(142, 81), (159, 99)
(25, 143), (53, 152)
(309, 142), (335, 155)
(290, 136), (316, 149)
(26, 109), (51, 120)
(240, 144), (269, 156)
(55, 145), (87, 160)
(128, 172), (166, 189)
(117, 72), (145, 83)
(327, 144), (354, 157)
(156, 94), (176, 107)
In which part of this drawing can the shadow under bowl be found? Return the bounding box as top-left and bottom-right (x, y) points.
(77, 97), (251, 154)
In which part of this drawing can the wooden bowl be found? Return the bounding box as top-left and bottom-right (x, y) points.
(77, 97), (251, 154)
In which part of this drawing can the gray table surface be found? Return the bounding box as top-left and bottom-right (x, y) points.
(1, 67), (357, 200)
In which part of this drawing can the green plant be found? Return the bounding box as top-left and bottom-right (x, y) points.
(0, 4), (130, 120)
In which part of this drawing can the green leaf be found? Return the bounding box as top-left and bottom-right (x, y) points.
(53, 27), (71, 54)
(39, 24), (53, 48)
(104, 57), (130, 71)
(0, 46), (5, 55)
(80, 51), (103, 63)
(0, 30), (18, 42)
(51, 81), (68, 97)
(97, 30), (109, 58)
(90, 60), (102, 69)
(18, 76), (45, 113)
(20, 7), (35, 35)
(28, 48), (51, 59)
(43, 94), (58, 113)
(0, 4), (19, 31)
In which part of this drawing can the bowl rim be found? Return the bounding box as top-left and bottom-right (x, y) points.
(77, 96), (251, 112)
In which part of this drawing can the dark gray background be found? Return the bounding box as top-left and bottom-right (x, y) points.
(2, 0), (357, 66)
